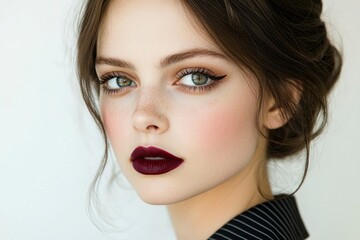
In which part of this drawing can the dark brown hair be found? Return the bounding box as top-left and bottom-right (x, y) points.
(77, 0), (342, 207)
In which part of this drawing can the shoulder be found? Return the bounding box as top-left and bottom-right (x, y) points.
(208, 195), (309, 240)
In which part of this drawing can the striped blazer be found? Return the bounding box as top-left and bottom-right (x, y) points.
(208, 195), (309, 240)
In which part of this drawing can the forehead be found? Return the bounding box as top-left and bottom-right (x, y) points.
(97, 0), (219, 62)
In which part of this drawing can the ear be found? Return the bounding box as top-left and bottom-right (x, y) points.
(263, 81), (302, 130)
(263, 98), (288, 130)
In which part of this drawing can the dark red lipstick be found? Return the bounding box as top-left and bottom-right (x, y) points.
(130, 146), (184, 175)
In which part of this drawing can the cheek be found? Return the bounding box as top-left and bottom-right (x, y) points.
(180, 96), (259, 165)
(100, 100), (131, 147)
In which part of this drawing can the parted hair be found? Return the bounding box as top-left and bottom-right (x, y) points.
(77, 0), (342, 199)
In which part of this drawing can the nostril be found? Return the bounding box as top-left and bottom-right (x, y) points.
(146, 125), (159, 130)
(132, 108), (169, 133)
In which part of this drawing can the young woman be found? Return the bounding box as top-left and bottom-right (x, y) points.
(77, 0), (342, 239)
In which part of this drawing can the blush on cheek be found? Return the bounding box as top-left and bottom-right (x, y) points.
(186, 102), (259, 162)
(100, 102), (128, 145)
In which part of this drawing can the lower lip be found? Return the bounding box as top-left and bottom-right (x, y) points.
(131, 158), (183, 175)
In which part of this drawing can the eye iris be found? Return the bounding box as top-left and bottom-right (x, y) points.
(116, 77), (132, 87)
(192, 73), (208, 85)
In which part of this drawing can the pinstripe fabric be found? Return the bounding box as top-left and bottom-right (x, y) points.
(208, 195), (308, 240)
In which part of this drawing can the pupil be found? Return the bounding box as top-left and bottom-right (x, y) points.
(117, 77), (131, 87)
(192, 74), (207, 85)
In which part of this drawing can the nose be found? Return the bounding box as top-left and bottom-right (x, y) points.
(132, 89), (169, 134)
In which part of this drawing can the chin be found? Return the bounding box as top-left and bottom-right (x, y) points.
(137, 192), (183, 205)
(133, 183), (193, 206)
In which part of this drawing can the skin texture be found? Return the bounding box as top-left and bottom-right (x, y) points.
(96, 0), (283, 238)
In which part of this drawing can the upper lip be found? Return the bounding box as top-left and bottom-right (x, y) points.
(130, 146), (183, 161)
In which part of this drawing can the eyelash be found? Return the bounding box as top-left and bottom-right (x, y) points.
(98, 67), (226, 95)
(99, 72), (132, 96)
(175, 67), (226, 93)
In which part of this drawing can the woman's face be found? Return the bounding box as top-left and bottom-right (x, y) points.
(96, 0), (269, 204)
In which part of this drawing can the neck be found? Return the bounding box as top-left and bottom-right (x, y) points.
(167, 157), (272, 240)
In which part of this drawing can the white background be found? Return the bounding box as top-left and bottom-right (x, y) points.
(0, 0), (359, 239)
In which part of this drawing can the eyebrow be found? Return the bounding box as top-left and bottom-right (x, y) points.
(160, 48), (228, 68)
(95, 57), (136, 70)
(95, 48), (228, 70)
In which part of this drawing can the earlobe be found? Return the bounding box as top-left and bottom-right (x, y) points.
(263, 100), (288, 130)
(263, 81), (302, 130)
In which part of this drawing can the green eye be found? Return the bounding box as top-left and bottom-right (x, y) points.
(179, 73), (212, 87)
(117, 77), (133, 87)
(104, 75), (136, 90)
(192, 73), (208, 85)
(176, 68), (226, 90)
